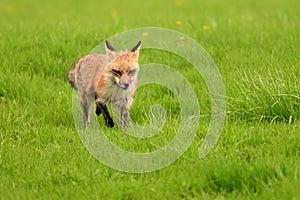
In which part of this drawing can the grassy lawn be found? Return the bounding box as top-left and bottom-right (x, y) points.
(0, 0), (299, 199)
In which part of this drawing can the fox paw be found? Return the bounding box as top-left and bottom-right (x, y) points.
(106, 119), (114, 128)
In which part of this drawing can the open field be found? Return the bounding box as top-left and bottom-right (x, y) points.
(0, 0), (299, 199)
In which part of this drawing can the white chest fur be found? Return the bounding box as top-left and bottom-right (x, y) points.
(110, 85), (134, 108)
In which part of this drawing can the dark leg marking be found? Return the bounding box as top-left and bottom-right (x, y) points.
(95, 104), (102, 116)
(96, 102), (114, 127)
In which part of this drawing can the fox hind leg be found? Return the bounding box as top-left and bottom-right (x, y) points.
(81, 96), (92, 128)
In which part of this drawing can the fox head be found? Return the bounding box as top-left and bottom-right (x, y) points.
(105, 40), (141, 90)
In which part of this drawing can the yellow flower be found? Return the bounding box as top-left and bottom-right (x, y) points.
(111, 9), (119, 18)
(4, 4), (13, 13)
(142, 32), (149, 37)
(202, 25), (210, 30)
(175, 0), (184, 6)
(176, 20), (183, 26)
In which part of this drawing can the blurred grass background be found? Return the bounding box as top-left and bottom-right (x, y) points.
(0, 0), (299, 199)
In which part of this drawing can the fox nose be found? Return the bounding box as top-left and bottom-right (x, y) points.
(123, 83), (129, 90)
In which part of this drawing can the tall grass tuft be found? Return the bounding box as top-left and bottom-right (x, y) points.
(228, 68), (300, 123)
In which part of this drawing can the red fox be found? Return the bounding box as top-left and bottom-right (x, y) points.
(67, 41), (142, 128)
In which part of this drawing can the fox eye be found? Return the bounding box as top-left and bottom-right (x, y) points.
(112, 69), (122, 76)
(128, 69), (136, 75)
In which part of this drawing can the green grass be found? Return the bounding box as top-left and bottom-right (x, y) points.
(1, 0), (300, 199)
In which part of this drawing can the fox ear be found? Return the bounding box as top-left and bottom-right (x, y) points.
(131, 41), (142, 52)
(105, 40), (116, 59)
(130, 41), (142, 60)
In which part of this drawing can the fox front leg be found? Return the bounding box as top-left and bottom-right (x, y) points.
(96, 102), (114, 127)
(120, 107), (129, 129)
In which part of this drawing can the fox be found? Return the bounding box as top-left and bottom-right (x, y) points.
(67, 40), (142, 128)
